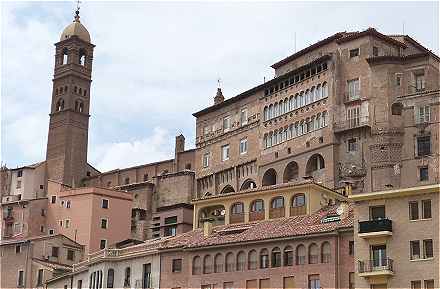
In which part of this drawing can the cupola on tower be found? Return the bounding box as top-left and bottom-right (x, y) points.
(46, 10), (95, 187)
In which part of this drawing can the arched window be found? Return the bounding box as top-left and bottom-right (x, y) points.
(310, 87), (315, 103)
(220, 185), (235, 194)
(250, 199), (264, 212)
(283, 162), (299, 183)
(263, 134), (268, 148)
(214, 253), (223, 273)
(309, 243), (319, 264)
(268, 132), (273, 147)
(279, 100), (284, 115)
(269, 104), (273, 119)
(225, 252), (234, 272)
(56, 99), (64, 112)
(305, 89), (310, 105)
(248, 250), (257, 270)
(284, 98), (289, 113)
(321, 242), (331, 263)
(321, 111), (327, 127)
(262, 169), (277, 186)
(271, 196), (284, 209)
(260, 249), (269, 269)
(231, 202), (244, 215)
(79, 49), (86, 66)
(316, 113), (322, 129)
(264, 106), (269, 121)
(289, 96), (294, 111)
(271, 247), (281, 267)
(62, 48), (68, 65)
(273, 129), (278, 145)
(294, 94), (299, 108)
(106, 268), (114, 288)
(241, 179), (256, 190)
(124, 267), (131, 287)
(75, 100), (84, 113)
(287, 125), (292, 139)
(306, 154), (325, 175)
(284, 246), (293, 266)
(274, 102), (279, 117)
(236, 251), (246, 271)
(192, 256), (201, 275)
(203, 255), (212, 274)
(322, 82), (328, 98)
(296, 244), (306, 265)
(278, 130), (283, 143)
(300, 92), (305, 107)
(316, 84), (322, 99)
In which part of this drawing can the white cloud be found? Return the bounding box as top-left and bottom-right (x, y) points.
(90, 126), (174, 172)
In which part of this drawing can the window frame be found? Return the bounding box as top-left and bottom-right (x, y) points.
(101, 199), (109, 209)
(239, 138), (248, 155)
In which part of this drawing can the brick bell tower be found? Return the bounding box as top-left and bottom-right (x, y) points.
(46, 9), (94, 187)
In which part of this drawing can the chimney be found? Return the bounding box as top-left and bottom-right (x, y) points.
(203, 219), (214, 237)
(214, 88), (224, 105)
(174, 134), (185, 172)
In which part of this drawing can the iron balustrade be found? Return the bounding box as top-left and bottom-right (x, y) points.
(358, 218), (392, 234)
(358, 257), (394, 273)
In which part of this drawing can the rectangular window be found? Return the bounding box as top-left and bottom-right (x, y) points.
(424, 280), (435, 289)
(423, 239), (433, 258)
(370, 206), (385, 220)
(347, 78), (360, 100)
(411, 280), (422, 289)
(415, 73), (425, 91)
(102, 199), (109, 209)
(221, 144), (230, 161)
(349, 48), (360, 58)
(164, 226), (177, 237)
(419, 166), (429, 181)
(239, 138), (248, 155)
(241, 108), (248, 126)
(37, 269), (44, 286)
(101, 218), (108, 229)
(203, 152), (210, 168)
(347, 138), (357, 152)
(17, 170), (23, 178)
(100, 239), (107, 250)
(349, 241), (354, 255)
(65, 219), (70, 228)
(77, 280), (83, 289)
(49, 229), (54, 235)
(172, 259), (182, 273)
(51, 196), (57, 204)
(51, 246), (59, 258)
(416, 105), (431, 124)
(373, 46), (379, 57)
(308, 275), (320, 289)
(15, 245), (21, 254)
(18, 270), (24, 287)
(349, 272), (354, 289)
(16, 180), (21, 189)
(347, 106), (361, 128)
(67, 249), (75, 261)
(422, 199), (432, 219)
(417, 136), (431, 156)
(410, 240), (420, 260)
(223, 116), (231, 132)
(409, 201), (419, 220)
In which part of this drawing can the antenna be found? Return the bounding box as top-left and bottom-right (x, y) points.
(217, 78), (222, 89)
(402, 21), (405, 35)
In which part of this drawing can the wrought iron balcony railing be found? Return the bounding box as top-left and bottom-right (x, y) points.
(358, 258), (394, 274)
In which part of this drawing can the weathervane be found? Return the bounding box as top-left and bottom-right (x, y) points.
(76, 0), (81, 12)
(74, 0), (81, 22)
(217, 78), (222, 89)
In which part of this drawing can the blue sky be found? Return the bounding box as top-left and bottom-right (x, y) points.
(1, 1), (438, 172)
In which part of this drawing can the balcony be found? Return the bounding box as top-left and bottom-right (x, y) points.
(344, 94), (368, 104)
(229, 213), (245, 224)
(249, 211), (265, 222)
(358, 219), (392, 239)
(269, 207), (285, 219)
(358, 258), (394, 278)
(334, 116), (370, 133)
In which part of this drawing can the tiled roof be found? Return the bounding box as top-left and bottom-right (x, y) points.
(161, 204), (353, 250)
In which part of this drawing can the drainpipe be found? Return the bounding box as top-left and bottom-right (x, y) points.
(157, 253), (161, 289)
(24, 240), (31, 288)
(336, 231), (340, 289)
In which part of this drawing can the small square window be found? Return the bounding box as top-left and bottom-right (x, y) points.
(100, 239), (107, 249)
(51, 246), (59, 258)
(419, 166), (429, 181)
(48, 229), (54, 235)
(102, 199), (109, 209)
(347, 138), (357, 152)
(172, 259), (182, 273)
(51, 196), (57, 204)
(101, 218), (108, 229)
(40, 185), (44, 190)
(67, 249), (75, 261)
(349, 48), (359, 58)
(15, 245), (21, 254)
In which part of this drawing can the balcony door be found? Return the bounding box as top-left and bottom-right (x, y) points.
(371, 245), (387, 268)
(370, 206), (385, 220)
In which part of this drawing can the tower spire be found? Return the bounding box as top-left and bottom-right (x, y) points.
(214, 79), (225, 105)
(74, 0), (81, 22)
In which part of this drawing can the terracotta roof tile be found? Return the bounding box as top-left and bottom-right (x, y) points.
(161, 204), (353, 250)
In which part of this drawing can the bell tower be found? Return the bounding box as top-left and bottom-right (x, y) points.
(46, 9), (94, 187)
